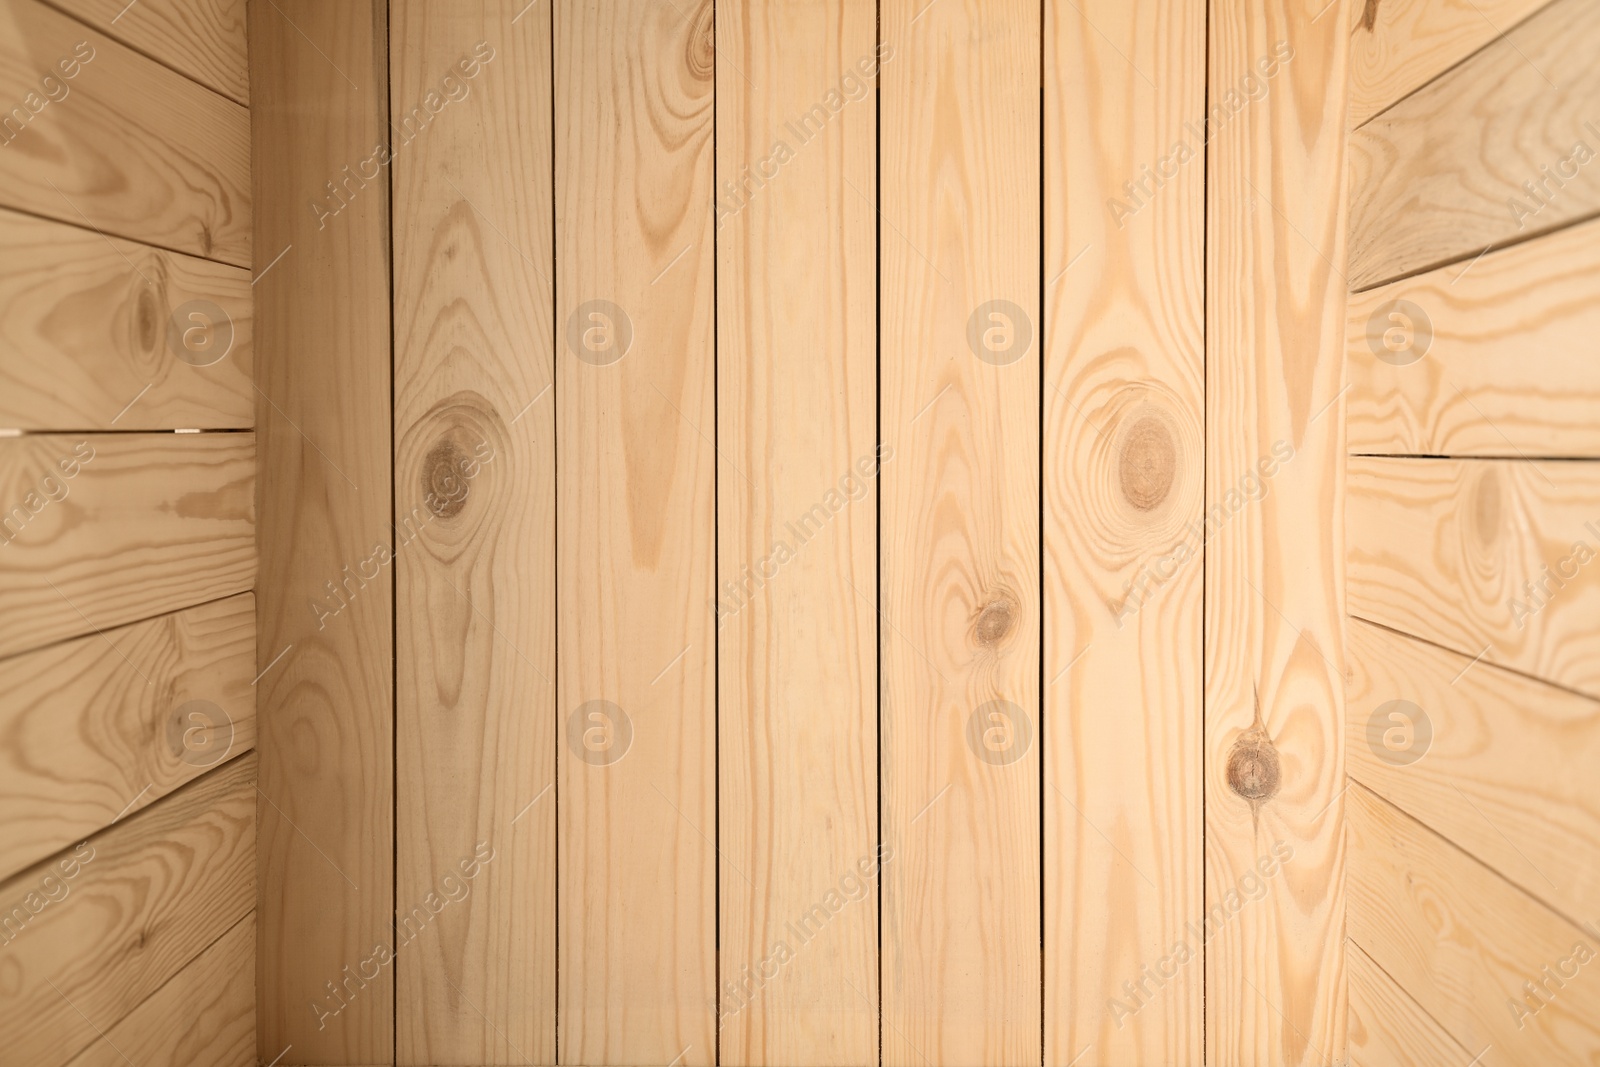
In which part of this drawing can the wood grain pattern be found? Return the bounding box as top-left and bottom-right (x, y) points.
(0, 433), (255, 659)
(1346, 0), (1554, 128)
(0, 753), (255, 1066)
(1348, 456), (1600, 698)
(1205, 1), (1350, 1063)
(1043, 1), (1205, 1063)
(47, 0), (249, 104)
(1347, 939), (1474, 1067)
(715, 3), (878, 1064)
(0, 592), (255, 880)
(62, 911), (255, 1067)
(249, 1), (393, 1061)
(0, 207), (252, 431)
(556, 1), (716, 1062)
(390, 2), (554, 1063)
(1346, 0), (1600, 290)
(1347, 216), (1600, 457)
(0, 0), (249, 265)
(880, 2), (1040, 1063)
(1348, 782), (1600, 1066)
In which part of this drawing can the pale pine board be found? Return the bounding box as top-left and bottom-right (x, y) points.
(715, 2), (878, 1063)
(249, 2), (394, 1061)
(390, 2), (555, 1062)
(1346, 0), (1600, 290)
(1347, 217), (1600, 457)
(1043, 1), (1205, 1063)
(880, 1), (1040, 1063)
(0, 0), (249, 265)
(0, 593), (255, 880)
(0, 207), (252, 430)
(555, 1), (716, 1062)
(1205, 1), (1350, 1063)
(1347, 940), (1474, 1067)
(1348, 457), (1600, 698)
(0, 433), (255, 659)
(48, 0), (248, 104)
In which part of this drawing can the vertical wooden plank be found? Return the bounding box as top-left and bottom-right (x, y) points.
(555, 1), (716, 1063)
(391, 3), (555, 1064)
(250, 1), (393, 1061)
(716, 2), (878, 1064)
(1205, 1), (1350, 1064)
(879, 1), (1040, 1064)
(1043, 1), (1205, 1063)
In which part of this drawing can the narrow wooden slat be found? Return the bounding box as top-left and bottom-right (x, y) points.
(0, 592), (255, 880)
(1347, 940), (1474, 1067)
(1348, 782), (1600, 1065)
(1347, 217), (1600, 457)
(556, 1), (716, 1062)
(390, 3), (554, 1063)
(1205, 1), (1350, 1063)
(715, 2), (877, 1063)
(0, 433), (255, 659)
(249, 1), (393, 1061)
(1043, 1), (1205, 1062)
(1346, 0), (1554, 128)
(0, 753), (255, 1066)
(1346, 0), (1600, 291)
(880, 2), (1040, 1063)
(62, 912), (255, 1067)
(1348, 457), (1600, 698)
(46, 0), (248, 104)
(0, 0), (249, 265)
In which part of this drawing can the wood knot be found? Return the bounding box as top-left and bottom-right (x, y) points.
(1226, 727), (1280, 802)
(1359, 0), (1383, 33)
(421, 439), (472, 519)
(1473, 468), (1501, 549)
(1119, 414), (1177, 511)
(135, 283), (162, 355)
(973, 597), (1017, 646)
(685, 1), (714, 80)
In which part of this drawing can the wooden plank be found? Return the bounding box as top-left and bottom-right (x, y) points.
(249, 1), (392, 1062)
(62, 912), (255, 1067)
(1347, 217), (1600, 457)
(0, 207), (252, 431)
(0, 0), (249, 265)
(1346, 0), (1600, 291)
(1347, 617), (1600, 926)
(1346, 0), (1554, 128)
(715, 2), (878, 1063)
(1348, 782), (1600, 1065)
(555, 1), (716, 1062)
(0, 433), (255, 659)
(0, 753), (255, 1066)
(1043, 1), (1205, 1063)
(389, 3), (554, 1064)
(1347, 940), (1474, 1067)
(1347, 457), (1600, 698)
(0, 592), (255, 880)
(46, 0), (248, 104)
(880, 2), (1039, 1063)
(1205, 1), (1351, 1063)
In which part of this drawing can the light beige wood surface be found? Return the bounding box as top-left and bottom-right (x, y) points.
(0, 592), (255, 880)
(1043, 1), (1205, 1063)
(0, 753), (254, 1066)
(1206, 1), (1350, 1063)
(0, 433), (255, 659)
(249, 1), (393, 1061)
(0, 0), (249, 265)
(880, 2), (1040, 1063)
(47, 0), (248, 104)
(556, 1), (716, 1062)
(716, 2), (878, 1064)
(390, 2), (555, 1063)
(1346, 0), (1600, 290)
(1347, 216), (1600, 457)
(1347, 939), (1474, 1067)
(0, 207), (252, 430)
